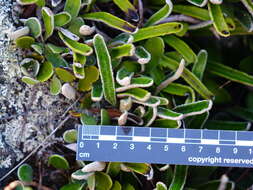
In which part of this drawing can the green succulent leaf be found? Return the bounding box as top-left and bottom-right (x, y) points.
(45, 46), (69, 67)
(68, 17), (85, 36)
(25, 17), (42, 38)
(106, 162), (121, 178)
(55, 68), (76, 82)
(60, 183), (84, 190)
(116, 67), (134, 86)
(160, 55), (213, 100)
(157, 107), (183, 120)
(59, 31), (93, 56)
(15, 36), (35, 49)
(155, 182), (167, 190)
(207, 61), (253, 87)
(110, 44), (135, 59)
(174, 100), (213, 118)
(94, 34), (116, 105)
(42, 7), (54, 40)
(111, 181), (122, 190)
(173, 5), (210, 20)
(92, 81), (103, 102)
(109, 33), (134, 46)
(64, 0), (81, 18)
(123, 163), (150, 175)
(82, 12), (136, 33)
(17, 164), (33, 182)
(50, 75), (62, 95)
(112, 0), (138, 21)
(48, 154), (70, 170)
(81, 113), (97, 125)
(204, 120), (251, 130)
(47, 43), (67, 54)
(133, 22), (183, 42)
(17, 0), (38, 5)
(36, 61), (54, 82)
(20, 58), (40, 77)
(133, 96), (160, 107)
(164, 35), (196, 64)
(186, 0), (208, 7)
(22, 76), (40, 85)
(134, 46), (151, 65)
(144, 0), (173, 26)
(208, 3), (230, 37)
(63, 129), (77, 143)
(192, 49), (208, 81)
(153, 119), (181, 128)
(95, 172), (113, 190)
(78, 66), (99, 91)
(73, 65), (85, 79)
(54, 12), (72, 27)
(100, 109), (111, 125)
(168, 165), (188, 190)
(117, 88), (151, 102)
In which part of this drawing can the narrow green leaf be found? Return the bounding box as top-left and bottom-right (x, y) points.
(63, 129), (77, 143)
(144, 0), (173, 26)
(36, 61), (54, 82)
(134, 46), (151, 65)
(47, 43), (67, 54)
(100, 109), (111, 125)
(88, 174), (96, 190)
(153, 119), (181, 128)
(117, 88), (151, 102)
(95, 172), (113, 190)
(123, 163), (150, 175)
(48, 154), (70, 170)
(82, 12), (136, 33)
(78, 66), (99, 91)
(207, 61), (253, 87)
(42, 7), (54, 40)
(54, 12), (72, 27)
(50, 75), (62, 95)
(94, 34), (116, 105)
(116, 67), (134, 86)
(168, 165), (188, 190)
(162, 83), (196, 103)
(81, 113), (97, 125)
(116, 76), (154, 92)
(15, 36), (35, 49)
(133, 22), (183, 42)
(208, 3), (230, 37)
(113, 0), (138, 21)
(133, 96), (161, 107)
(59, 31), (93, 56)
(164, 35), (196, 64)
(92, 81), (103, 102)
(25, 17), (42, 38)
(192, 50), (208, 81)
(55, 68), (76, 82)
(64, 0), (81, 18)
(110, 44), (135, 59)
(31, 43), (43, 54)
(173, 100), (213, 118)
(45, 46), (69, 67)
(157, 107), (183, 120)
(17, 0), (37, 5)
(154, 96), (169, 105)
(173, 5), (210, 21)
(109, 33), (134, 47)
(144, 107), (158, 126)
(186, 0), (208, 7)
(22, 76), (40, 85)
(204, 120), (251, 130)
(17, 164), (33, 182)
(160, 55), (214, 99)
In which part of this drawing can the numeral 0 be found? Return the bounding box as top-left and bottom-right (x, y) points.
(216, 147), (220, 153)
(80, 142), (84, 148)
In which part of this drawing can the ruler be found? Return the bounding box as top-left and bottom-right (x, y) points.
(77, 125), (253, 168)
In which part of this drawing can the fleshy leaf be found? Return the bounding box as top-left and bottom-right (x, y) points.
(15, 36), (35, 49)
(82, 12), (136, 33)
(78, 66), (99, 91)
(106, 162), (121, 178)
(17, 164), (33, 182)
(100, 109), (110, 125)
(133, 22), (183, 42)
(17, 0), (37, 5)
(20, 58), (40, 77)
(73, 65), (85, 79)
(111, 181), (122, 190)
(59, 31), (93, 56)
(112, 0), (138, 21)
(157, 107), (183, 120)
(48, 154), (70, 170)
(47, 43), (67, 54)
(153, 119), (181, 128)
(116, 67), (134, 86)
(45, 46), (69, 67)
(192, 49), (208, 81)
(168, 165), (188, 190)
(22, 76), (40, 85)
(122, 163), (150, 175)
(64, 0), (81, 18)
(55, 68), (76, 82)
(42, 7), (54, 40)
(68, 17), (85, 37)
(110, 44), (135, 59)
(117, 88), (151, 102)
(25, 17), (42, 38)
(164, 36), (196, 64)
(50, 75), (62, 95)
(208, 3), (230, 37)
(92, 81), (103, 102)
(54, 12), (72, 27)
(63, 129), (77, 143)
(134, 46), (151, 65)
(204, 120), (251, 130)
(95, 172), (113, 190)
(133, 96), (160, 107)
(94, 34), (116, 105)
(155, 182), (167, 190)
(186, 0), (208, 7)
(81, 113), (97, 125)
(109, 33), (134, 47)
(36, 61), (54, 82)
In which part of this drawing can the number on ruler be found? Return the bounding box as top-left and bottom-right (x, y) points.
(96, 142), (100, 149)
(216, 147), (220, 153)
(199, 146), (203, 153)
(147, 144), (152, 150)
(80, 142), (84, 148)
(233, 147), (238, 154)
(130, 143), (135, 150)
(164, 145), (169, 151)
(250, 149), (253, 155)
(181, 146), (186, 152)
(113, 143), (118, 150)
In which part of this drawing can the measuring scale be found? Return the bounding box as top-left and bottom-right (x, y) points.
(77, 125), (253, 167)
